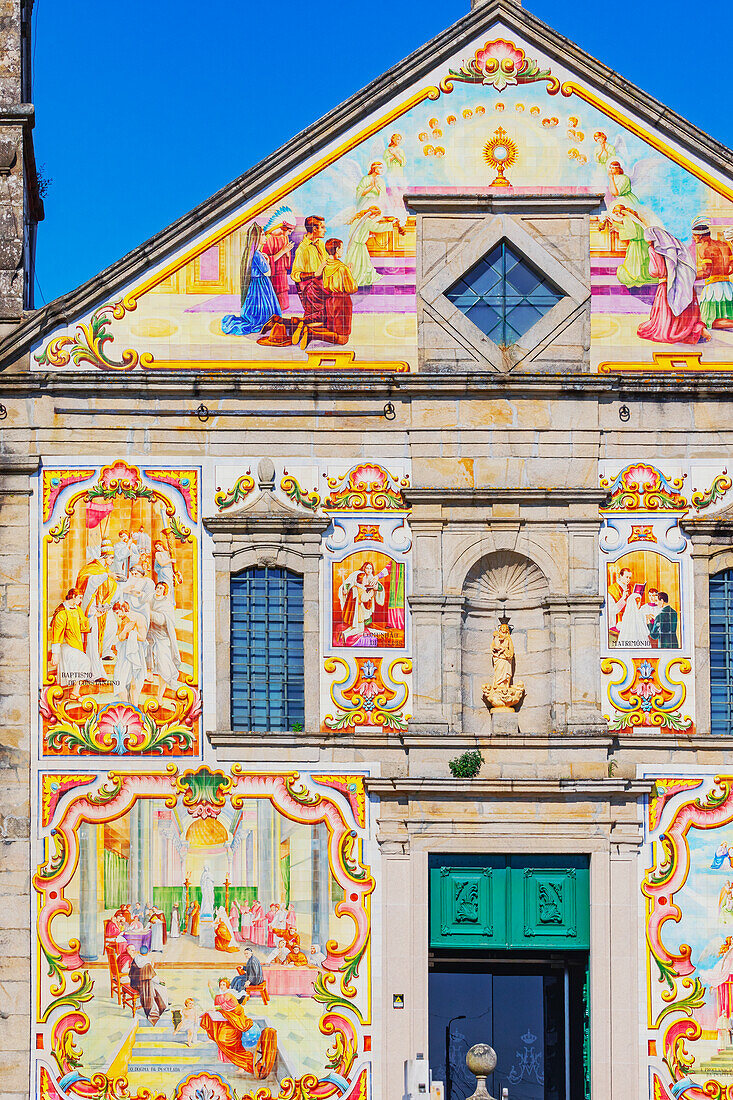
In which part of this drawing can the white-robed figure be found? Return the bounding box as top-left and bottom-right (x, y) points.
(216, 905), (237, 939)
(308, 943), (326, 967)
(147, 582), (181, 699)
(112, 601), (148, 704)
(150, 908), (165, 952)
(120, 565), (156, 629)
(170, 903), (181, 939)
(153, 540), (176, 589)
(113, 531), (134, 580)
(273, 901), (288, 934)
(617, 582), (652, 647)
(134, 525), (152, 557)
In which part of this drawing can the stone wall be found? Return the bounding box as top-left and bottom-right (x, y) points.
(0, 456), (36, 1100)
(0, 0), (41, 331)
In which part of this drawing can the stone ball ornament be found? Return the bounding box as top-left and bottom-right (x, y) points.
(466, 1043), (497, 1076)
(465, 1042), (499, 1100)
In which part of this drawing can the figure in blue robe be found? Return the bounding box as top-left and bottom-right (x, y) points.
(712, 842), (730, 870)
(222, 222), (282, 336)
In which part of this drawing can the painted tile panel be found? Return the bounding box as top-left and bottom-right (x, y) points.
(39, 461), (202, 756)
(33, 766), (374, 1100)
(31, 25), (733, 375)
(642, 771), (733, 1099)
(599, 460), (733, 735)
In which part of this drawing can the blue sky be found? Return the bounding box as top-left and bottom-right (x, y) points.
(32, 0), (733, 305)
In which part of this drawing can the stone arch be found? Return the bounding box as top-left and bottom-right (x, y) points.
(463, 549), (550, 610)
(445, 531), (565, 597)
(709, 547), (733, 576)
(230, 543), (310, 575)
(460, 550), (552, 734)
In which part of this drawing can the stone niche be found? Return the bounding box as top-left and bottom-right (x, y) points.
(461, 549), (550, 734)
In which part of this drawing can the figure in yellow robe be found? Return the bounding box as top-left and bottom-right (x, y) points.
(50, 588), (91, 697)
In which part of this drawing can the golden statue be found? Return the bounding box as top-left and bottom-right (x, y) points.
(482, 621), (525, 712)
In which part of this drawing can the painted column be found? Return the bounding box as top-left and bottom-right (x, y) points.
(245, 830), (254, 889)
(311, 822), (330, 949)
(257, 800), (276, 906)
(159, 813), (168, 888)
(141, 800), (153, 907)
(128, 802), (140, 905)
(78, 822), (99, 961)
(689, 538), (712, 736)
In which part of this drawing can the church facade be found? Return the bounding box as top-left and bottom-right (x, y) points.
(2, 1), (733, 1098)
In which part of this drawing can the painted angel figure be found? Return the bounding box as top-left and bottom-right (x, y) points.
(721, 881), (733, 921)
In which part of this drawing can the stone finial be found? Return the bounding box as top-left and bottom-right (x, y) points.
(482, 620), (525, 712)
(465, 1043), (498, 1100)
(257, 457), (276, 491)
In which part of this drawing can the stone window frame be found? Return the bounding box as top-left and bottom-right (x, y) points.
(204, 462), (330, 737)
(404, 192), (601, 373)
(682, 514), (733, 738)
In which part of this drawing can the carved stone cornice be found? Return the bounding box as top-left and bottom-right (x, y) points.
(366, 777), (654, 799)
(404, 487), (608, 508)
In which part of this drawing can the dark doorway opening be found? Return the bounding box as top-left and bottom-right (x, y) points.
(428, 951), (588, 1100)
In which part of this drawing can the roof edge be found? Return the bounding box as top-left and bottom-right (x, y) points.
(2, 0), (732, 367)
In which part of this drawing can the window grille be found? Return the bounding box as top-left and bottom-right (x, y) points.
(231, 566), (305, 731)
(445, 239), (563, 345)
(710, 567), (733, 736)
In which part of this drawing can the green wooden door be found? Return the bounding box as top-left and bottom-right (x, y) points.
(429, 854), (590, 950)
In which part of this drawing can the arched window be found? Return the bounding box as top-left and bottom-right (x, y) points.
(710, 567), (733, 736)
(230, 566), (304, 731)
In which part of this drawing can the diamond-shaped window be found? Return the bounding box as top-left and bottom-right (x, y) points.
(445, 240), (564, 346)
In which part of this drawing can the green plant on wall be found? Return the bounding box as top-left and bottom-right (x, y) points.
(449, 749), (483, 778)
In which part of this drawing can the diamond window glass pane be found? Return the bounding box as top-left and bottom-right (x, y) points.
(709, 568), (733, 736)
(445, 238), (564, 345)
(462, 261), (504, 298)
(231, 565), (305, 732)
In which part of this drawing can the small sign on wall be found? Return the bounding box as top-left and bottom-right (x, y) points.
(393, 993), (405, 1009)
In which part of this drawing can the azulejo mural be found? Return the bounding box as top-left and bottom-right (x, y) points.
(641, 773), (733, 1099)
(39, 461), (201, 756)
(599, 460), (733, 735)
(322, 465), (411, 734)
(600, 462), (694, 734)
(30, 28), (733, 375)
(33, 766), (373, 1100)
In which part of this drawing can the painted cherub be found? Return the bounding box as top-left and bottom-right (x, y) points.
(174, 997), (199, 1046)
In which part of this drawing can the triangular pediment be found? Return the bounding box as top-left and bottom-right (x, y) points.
(8, 0), (733, 378)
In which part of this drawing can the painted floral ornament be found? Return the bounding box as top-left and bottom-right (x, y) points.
(443, 37), (559, 93)
(475, 39), (527, 89)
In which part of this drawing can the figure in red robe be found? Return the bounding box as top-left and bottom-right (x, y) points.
(260, 208), (296, 311)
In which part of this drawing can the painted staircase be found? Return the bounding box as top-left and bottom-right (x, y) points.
(699, 1050), (733, 1076)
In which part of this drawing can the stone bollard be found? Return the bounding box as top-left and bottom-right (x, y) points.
(465, 1042), (499, 1100)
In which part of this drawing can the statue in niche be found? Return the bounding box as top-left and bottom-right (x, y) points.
(482, 621), (525, 712)
(200, 863), (215, 919)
